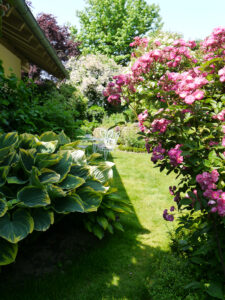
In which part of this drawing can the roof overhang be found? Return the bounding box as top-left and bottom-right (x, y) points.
(1, 0), (68, 79)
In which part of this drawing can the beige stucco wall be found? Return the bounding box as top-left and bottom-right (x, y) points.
(0, 44), (21, 79)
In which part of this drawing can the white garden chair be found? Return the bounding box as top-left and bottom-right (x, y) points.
(96, 129), (119, 160)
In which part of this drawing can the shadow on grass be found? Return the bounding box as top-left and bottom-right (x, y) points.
(0, 152), (176, 300)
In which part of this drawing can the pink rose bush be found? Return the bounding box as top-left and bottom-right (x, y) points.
(104, 26), (225, 213)
(104, 27), (225, 285)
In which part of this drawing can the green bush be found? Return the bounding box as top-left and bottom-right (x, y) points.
(146, 254), (203, 300)
(101, 113), (126, 128)
(118, 123), (146, 148)
(0, 131), (129, 266)
(0, 63), (87, 139)
(118, 145), (146, 153)
(87, 105), (106, 122)
(81, 120), (100, 134)
(32, 81), (88, 138)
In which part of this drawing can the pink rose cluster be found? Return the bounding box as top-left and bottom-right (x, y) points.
(173, 39), (196, 49)
(196, 169), (219, 191)
(218, 67), (225, 82)
(103, 82), (122, 104)
(130, 36), (149, 48)
(138, 109), (148, 132)
(212, 109), (225, 121)
(103, 74), (137, 105)
(196, 170), (225, 216)
(168, 144), (183, 166)
(151, 118), (171, 133)
(151, 143), (166, 163)
(201, 27), (225, 56)
(131, 41), (194, 78)
(159, 68), (208, 104)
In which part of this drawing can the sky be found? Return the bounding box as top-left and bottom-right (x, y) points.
(31, 0), (225, 41)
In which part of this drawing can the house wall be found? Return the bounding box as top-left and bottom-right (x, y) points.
(0, 44), (21, 79)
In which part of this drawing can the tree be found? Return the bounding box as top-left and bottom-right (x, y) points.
(72, 0), (162, 65)
(28, 13), (80, 80)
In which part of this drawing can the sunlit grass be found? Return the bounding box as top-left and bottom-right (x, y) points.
(0, 150), (184, 300)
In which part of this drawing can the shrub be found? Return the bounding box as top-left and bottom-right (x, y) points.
(81, 120), (100, 134)
(104, 26), (225, 295)
(101, 113), (126, 128)
(33, 81), (88, 138)
(0, 131), (129, 266)
(86, 105), (106, 122)
(118, 123), (146, 148)
(0, 63), (87, 139)
(146, 254), (202, 300)
(66, 54), (124, 110)
(118, 145), (146, 153)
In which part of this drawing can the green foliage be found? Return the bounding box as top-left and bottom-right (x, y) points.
(170, 213), (225, 298)
(101, 113), (126, 128)
(118, 123), (146, 148)
(72, 0), (162, 64)
(0, 62), (87, 139)
(0, 131), (126, 266)
(81, 120), (100, 134)
(87, 105), (106, 122)
(118, 145), (146, 153)
(146, 254), (202, 299)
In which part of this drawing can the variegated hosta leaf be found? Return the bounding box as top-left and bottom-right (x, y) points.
(17, 186), (50, 207)
(0, 166), (10, 187)
(70, 165), (89, 179)
(7, 177), (28, 185)
(19, 149), (35, 173)
(60, 141), (80, 150)
(19, 133), (38, 149)
(97, 216), (109, 230)
(90, 161), (114, 184)
(39, 168), (60, 184)
(0, 151), (16, 167)
(52, 194), (85, 213)
(0, 238), (18, 266)
(0, 132), (18, 150)
(77, 187), (102, 212)
(92, 224), (104, 239)
(87, 153), (102, 163)
(35, 153), (60, 169)
(47, 185), (67, 199)
(0, 209), (34, 243)
(58, 131), (71, 145)
(0, 198), (7, 217)
(39, 131), (58, 142)
(30, 166), (43, 188)
(58, 174), (85, 190)
(50, 151), (72, 182)
(37, 141), (58, 154)
(0, 146), (12, 161)
(31, 208), (54, 231)
(70, 150), (86, 165)
(83, 180), (108, 193)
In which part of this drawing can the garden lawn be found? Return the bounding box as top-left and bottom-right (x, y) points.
(0, 151), (179, 300)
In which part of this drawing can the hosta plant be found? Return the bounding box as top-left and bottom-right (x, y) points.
(0, 131), (128, 266)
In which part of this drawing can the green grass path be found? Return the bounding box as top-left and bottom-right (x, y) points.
(0, 151), (177, 300)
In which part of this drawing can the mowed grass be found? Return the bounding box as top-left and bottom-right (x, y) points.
(0, 151), (178, 300)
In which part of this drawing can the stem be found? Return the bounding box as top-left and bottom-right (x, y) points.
(129, 103), (138, 119)
(213, 221), (225, 281)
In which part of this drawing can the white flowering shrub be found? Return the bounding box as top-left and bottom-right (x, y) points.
(66, 54), (124, 107)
